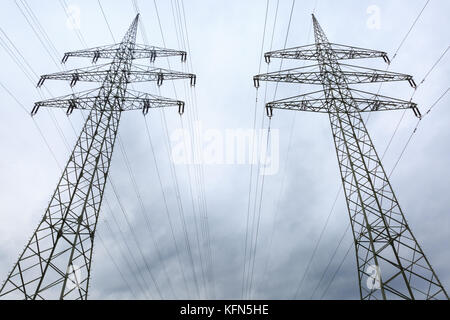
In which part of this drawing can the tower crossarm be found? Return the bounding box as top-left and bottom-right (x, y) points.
(254, 64), (416, 87)
(37, 64), (196, 87)
(62, 43), (187, 64)
(31, 88), (185, 116)
(264, 43), (390, 64)
(133, 44), (187, 61)
(265, 89), (419, 117)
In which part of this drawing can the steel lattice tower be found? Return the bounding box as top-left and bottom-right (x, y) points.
(0, 14), (195, 300)
(254, 15), (448, 300)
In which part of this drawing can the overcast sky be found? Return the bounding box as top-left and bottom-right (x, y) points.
(0, 0), (449, 300)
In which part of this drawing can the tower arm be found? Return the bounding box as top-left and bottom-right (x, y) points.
(265, 89), (419, 117)
(254, 64), (415, 87)
(62, 44), (119, 63)
(133, 44), (187, 62)
(264, 42), (389, 63)
(62, 43), (187, 63)
(31, 88), (185, 116)
(37, 64), (196, 87)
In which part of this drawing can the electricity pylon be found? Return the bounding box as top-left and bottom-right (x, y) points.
(0, 14), (195, 300)
(254, 14), (448, 300)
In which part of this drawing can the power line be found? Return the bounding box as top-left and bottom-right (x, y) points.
(392, 0), (430, 60)
(56, 2), (181, 298)
(320, 241), (353, 299)
(0, 81), (62, 169)
(388, 87), (449, 178)
(365, 0), (431, 123)
(175, 0), (216, 298)
(294, 187), (340, 298)
(145, 0), (213, 298)
(257, 0), (319, 297)
(59, 0), (88, 48)
(247, 118), (272, 299)
(246, 0), (298, 299)
(97, 229), (140, 299)
(15, 0), (60, 68)
(380, 44), (450, 161)
(96, 1), (189, 298)
(117, 135), (177, 298)
(310, 223), (351, 299)
(97, 0), (116, 42)
(102, 198), (154, 299)
(242, 0), (271, 299)
(0, 23), (74, 154)
(0, 12), (194, 300)
(144, 116), (191, 297)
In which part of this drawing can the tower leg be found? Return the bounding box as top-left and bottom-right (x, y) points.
(329, 111), (448, 300)
(0, 109), (121, 300)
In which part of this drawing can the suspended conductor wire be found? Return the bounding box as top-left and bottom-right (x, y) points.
(320, 241), (353, 299)
(247, 0), (299, 299)
(137, 0), (204, 297)
(388, 87), (449, 178)
(242, 0), (271, 299)
(97, 1), (191, 298)
(178, 0), (217, 298)
(96, 232), (139, 299)
(144, 116), (191, 297)
(256, 0), (320, 297)
(170, 0), (213, 298)
(392, 0), (430, 60)
(365, 0), (430, 124)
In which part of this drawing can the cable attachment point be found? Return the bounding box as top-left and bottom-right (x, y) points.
(150, 50), (156, 63)
(266, 104), (273, 118)
(31, 104), (40, 116)
(66, 99), (77, 116)
(142, 99), (150, 116)
(181, 52), (187, 63)
(253, 76), (260, 88)
(408, 78), (417, 89)
(412, 106), (422, 119)
(37, 77), (45, 88)
(178, 101), (185, 115)
(92, 51), (100, 64)
(190, 75), (197, 87)
(70, 74), (79, 87)
(157, 73), (164, 86)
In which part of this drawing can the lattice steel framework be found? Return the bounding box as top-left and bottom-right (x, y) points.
(254, 15), (448, 300)
(0, 14), (194, 300)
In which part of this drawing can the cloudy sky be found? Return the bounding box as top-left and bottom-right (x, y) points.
(0, 0), (449, 300)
